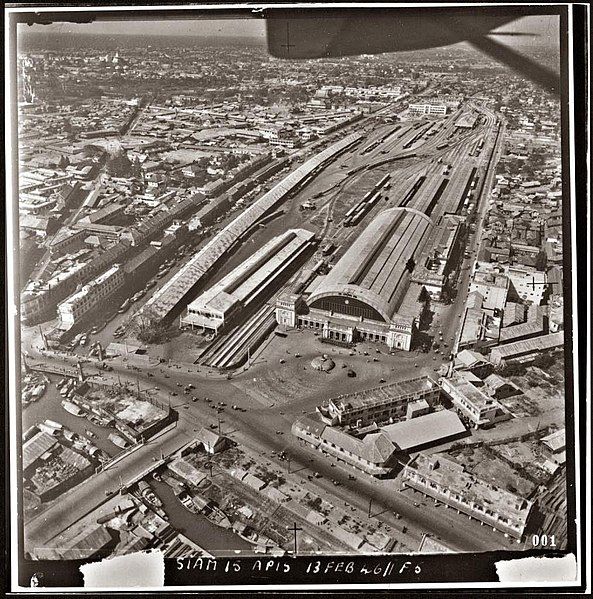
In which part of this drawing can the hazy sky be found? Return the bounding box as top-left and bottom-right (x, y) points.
(21, 13), (558, 46)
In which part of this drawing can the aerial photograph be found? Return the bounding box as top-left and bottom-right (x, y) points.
(10, 7), (575, 581)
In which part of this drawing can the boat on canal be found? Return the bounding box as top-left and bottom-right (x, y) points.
(62, 400), (86, 417)
(161, 473), (186, 495)
(178, 491), (200, 513)
(38, 419), (63, 436)
(108, 432), (130, 449)
(138, 480), (163, 508)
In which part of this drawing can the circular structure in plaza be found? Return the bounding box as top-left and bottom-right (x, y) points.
(311, 355), (335, 372)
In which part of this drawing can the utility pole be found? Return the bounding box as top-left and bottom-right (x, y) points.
(217, 417), (222, 436)
(287, 522), (302, 555)
(368, 497), (373, 519)
(287, 455), (291, 474)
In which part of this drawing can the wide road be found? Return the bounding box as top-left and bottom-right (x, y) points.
(22, 102), (511, 555)
(23, 334), (511, 555)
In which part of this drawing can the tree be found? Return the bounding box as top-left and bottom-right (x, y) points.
(106, 150), (133, 177)
(535, 250), (548, 272)
(418, 286), (430, 304)
(130, 156), (142, 179)
(134, 307), (171, 345)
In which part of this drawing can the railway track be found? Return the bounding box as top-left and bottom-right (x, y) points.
(203, 304), (277, 370)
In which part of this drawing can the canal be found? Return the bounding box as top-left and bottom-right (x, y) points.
(23, 375), (121, 458)
(149, 478), (253, 555)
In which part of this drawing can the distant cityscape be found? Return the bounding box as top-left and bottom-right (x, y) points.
(15, 26), (567, 563)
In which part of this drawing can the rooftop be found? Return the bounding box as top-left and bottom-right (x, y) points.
(309, 207), (433, 322)
(381, 410), (467, 451)
(442, 373), (496, 409)
(409, 453), (533, 526)
(540, 429), (566, 453)
(320, 427), (396, 464)
(186, 229), (314, 319)
(490, 332), (564, 360)
(327, 376), (438, 413)
(23, 430), (58, 471)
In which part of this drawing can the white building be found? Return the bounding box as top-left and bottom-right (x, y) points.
(408, 103), (448, 116)
(57, 265), (124, 330)
(440, 373), (511, 429)
(181, 229), (314, 333)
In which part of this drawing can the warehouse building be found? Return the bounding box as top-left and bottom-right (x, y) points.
(489, 331), (564, 365)
(278, 207), (434, 350)
(381, 410), (468, 453)
(180, 229), (315, 333)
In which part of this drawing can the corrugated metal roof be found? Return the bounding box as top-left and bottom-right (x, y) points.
(309, 207), (433, 321)
(382, 410), (466, 451)
(139, 133), (362, 320)
(23, 431), (58, 470)
(491, 332), (564, 361)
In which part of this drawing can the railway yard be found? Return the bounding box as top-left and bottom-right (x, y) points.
(22, 95), (521, 559)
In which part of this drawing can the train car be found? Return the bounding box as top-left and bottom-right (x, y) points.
(345, 204), (359, 218)
(376, 174), (391, 188)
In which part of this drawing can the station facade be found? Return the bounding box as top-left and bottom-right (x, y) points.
(276, 206), (434, 351)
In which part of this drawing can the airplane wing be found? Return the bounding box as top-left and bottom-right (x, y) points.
(265, 9), (559, 95)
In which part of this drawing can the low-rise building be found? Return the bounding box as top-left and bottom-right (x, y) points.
(540, 428), (566, 465)
(402, 453), (533, 539)
(317, 376), (440, 427)
(381, 410), (468, 453)
(440, 372), (511, 429)
(57, 264), (124, 330)
(489, 332), (564, 365)
(48, 227), (88, 257)
(292, 415), (397, 477)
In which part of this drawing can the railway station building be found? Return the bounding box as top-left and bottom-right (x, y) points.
(180, 228), (315, 334)
(276, 207), (434, 351)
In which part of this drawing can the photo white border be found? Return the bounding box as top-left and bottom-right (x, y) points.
(5, 2), (588, 592)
